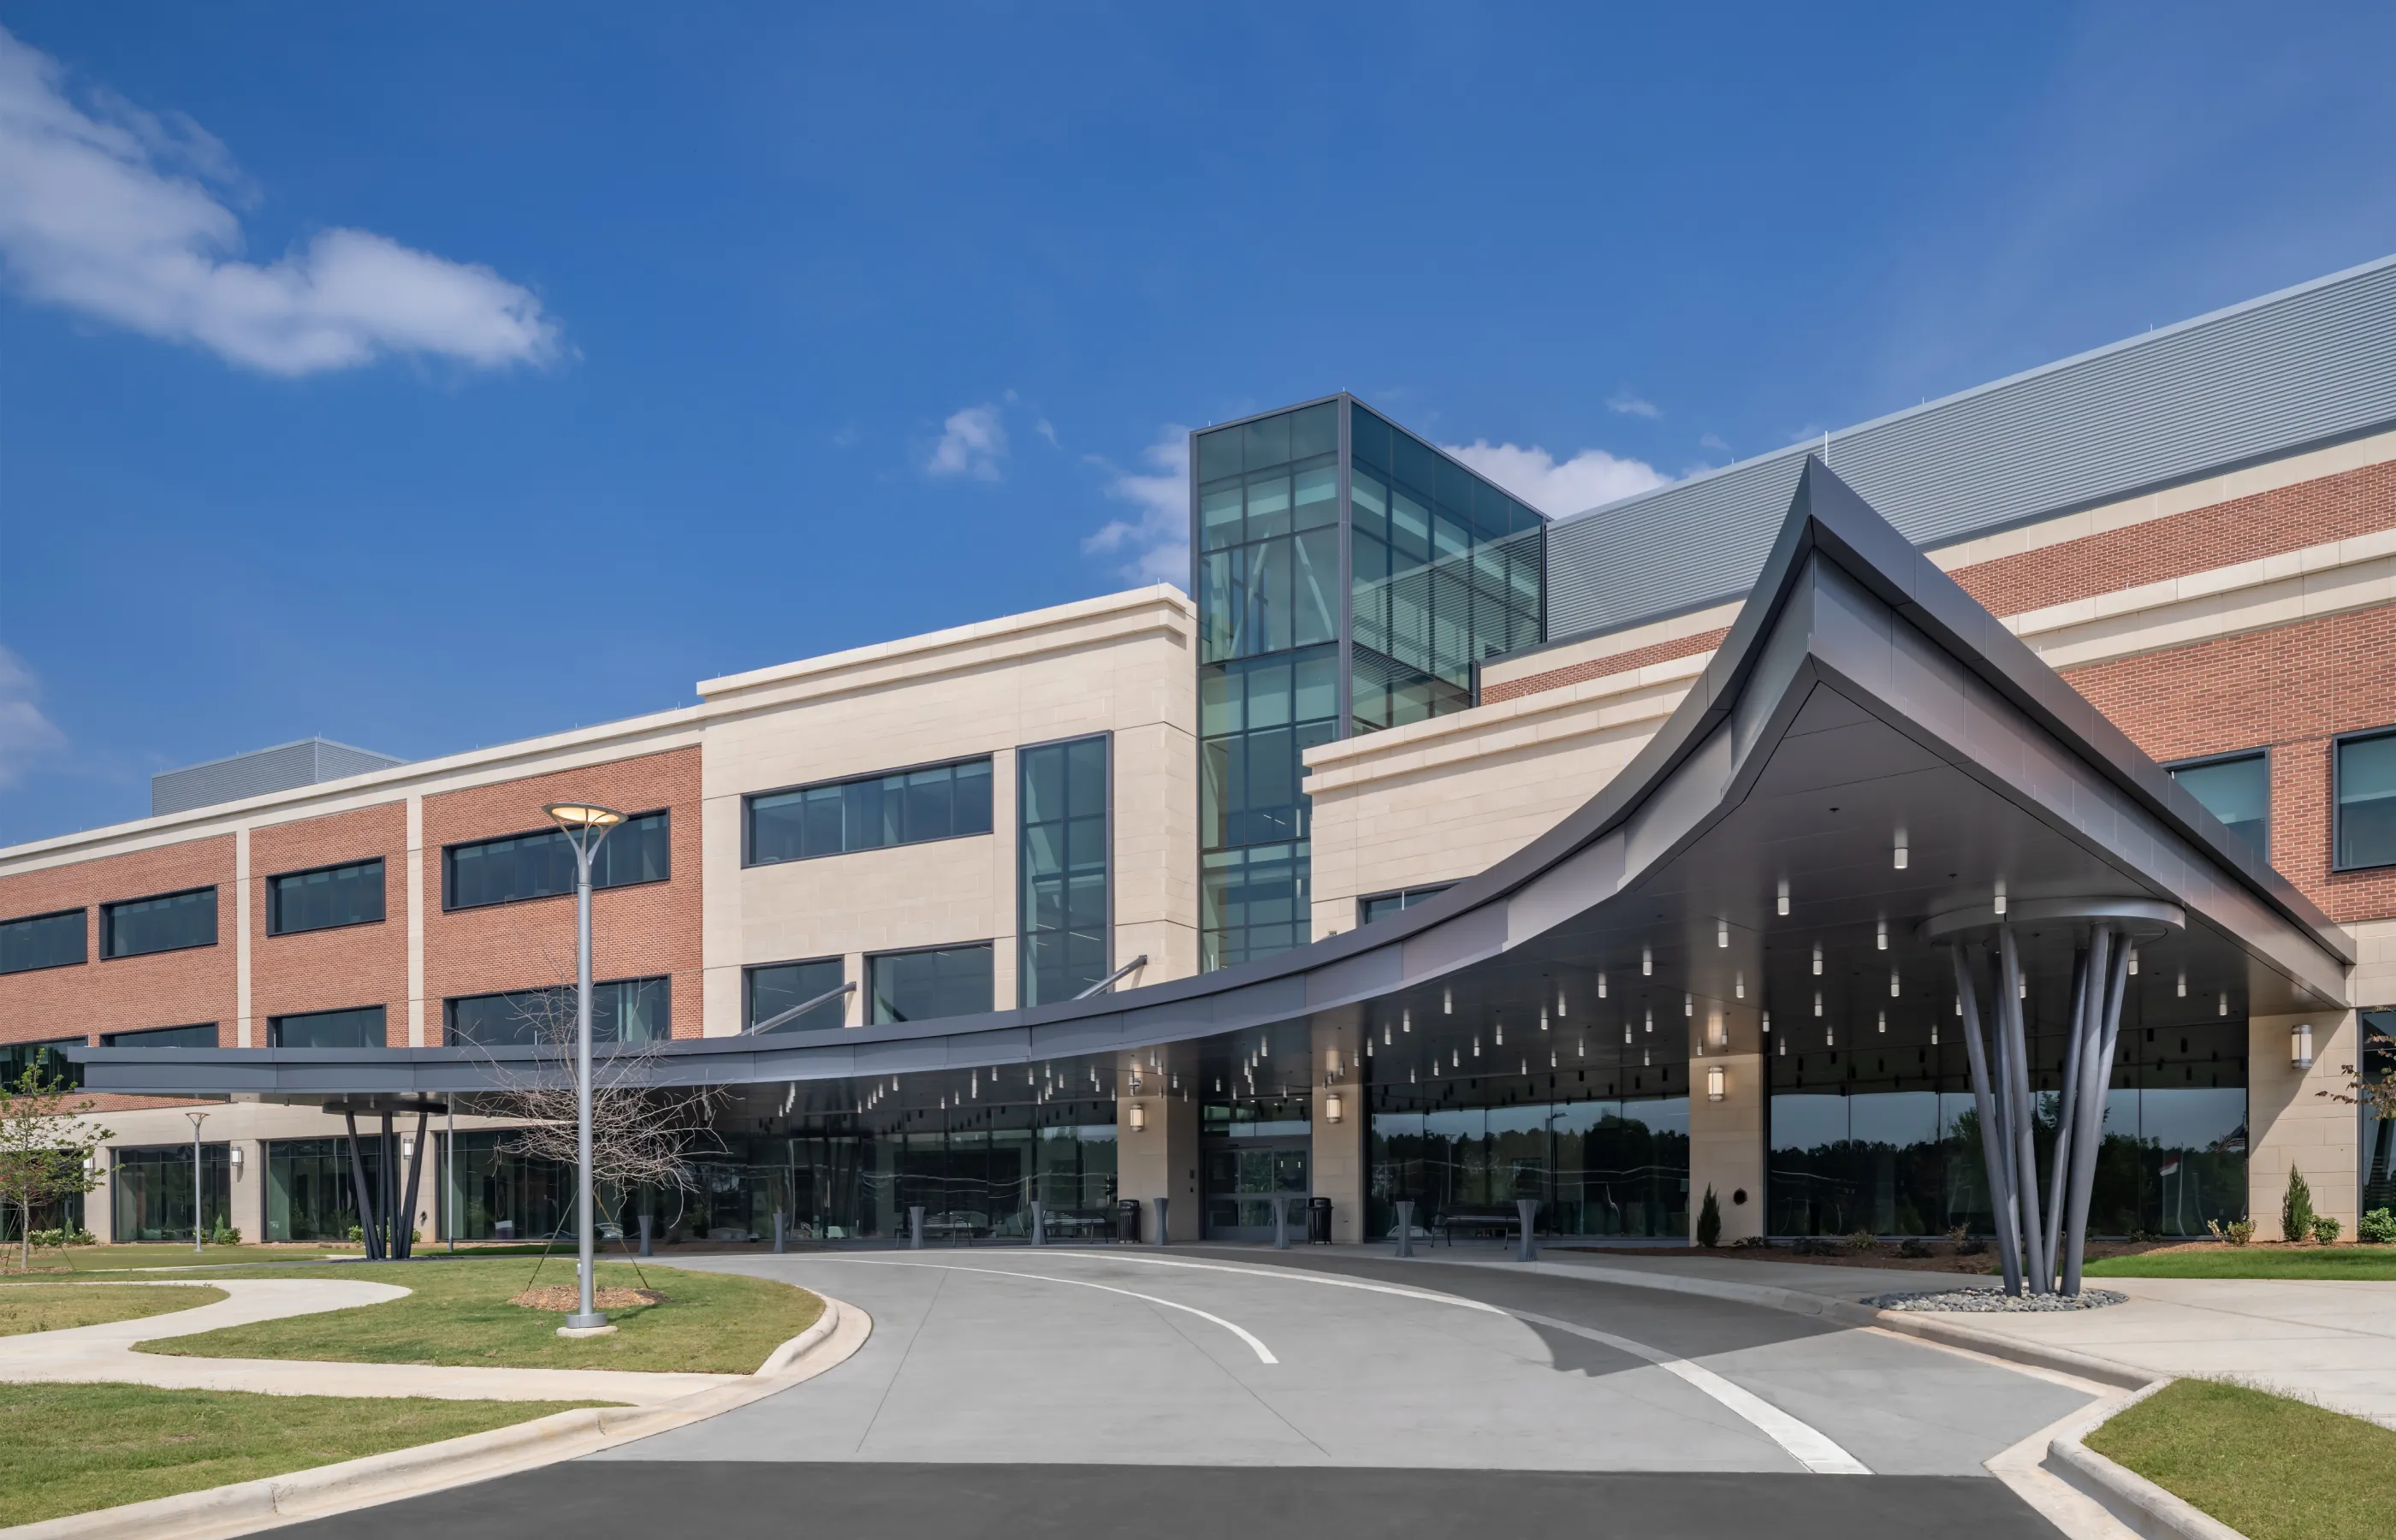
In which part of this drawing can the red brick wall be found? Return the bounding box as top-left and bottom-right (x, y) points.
(1484, 627), (1729, 704)
(2061, 605), (2396, 925)
(0, 838), (234, 1047)
(251, 803), (408, 1045)
(1949, 458), (2396, 619)
(421, 749), (702, 1041)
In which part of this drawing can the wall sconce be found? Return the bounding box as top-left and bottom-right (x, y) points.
(2290, 1023), (2314, 1070)
(1128, 1103), (1148, 1134)
(229, 1146), (245, 1175)
(1706, 1064), (1726, 1103)
(1324, 1093), (1344, 1125)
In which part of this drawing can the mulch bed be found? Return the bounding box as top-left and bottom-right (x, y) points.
(508, 1285), (665, 1312)
(1551, 1238), (2247, 1274)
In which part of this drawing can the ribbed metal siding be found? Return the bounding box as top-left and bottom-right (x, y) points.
(151, 737), (406, 816)
(1546, 256), (2396, 639)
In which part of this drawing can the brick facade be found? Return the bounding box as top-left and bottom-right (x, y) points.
(251, 803), (409, 1045)
(2061, 603), (2396, 926)
(421, 749), (703, 1041)
(1483, 627), (1729, 704)
(0, 837), (235, 1047)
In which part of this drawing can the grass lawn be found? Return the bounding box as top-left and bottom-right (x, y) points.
(2086, 1246), (2396, 1281)
(3, 1243), (356, 1275)
(0, 1382), (603, 1528)
(0, 1283), (228, 1336)
(2087, 1377), (2396, 1540)
(133, 1258), (821, 1374)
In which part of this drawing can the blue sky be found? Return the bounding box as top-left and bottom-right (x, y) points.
(3, 3), (2393, 844)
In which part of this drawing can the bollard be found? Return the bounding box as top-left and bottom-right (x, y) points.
(1515, 1198), (1539, 1263)
(1030, 1200), (1046, 1247)
(1153, 1195), (1171, 1247)
(1394, 1200), (1415, 1259)
(909, 1205), (926, 1250)
(638, 1213), (654, 1259)
(773, 1211), (787, 1253)
(1272, 1194), (1291, 1250)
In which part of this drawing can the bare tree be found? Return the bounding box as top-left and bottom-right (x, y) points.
(466, 978), (726, 1212)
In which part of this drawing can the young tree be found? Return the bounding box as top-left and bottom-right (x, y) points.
(1696, 1185), (1723, 1248)
(0, 1064), (112, 1272)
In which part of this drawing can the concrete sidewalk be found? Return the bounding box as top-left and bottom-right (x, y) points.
(1514, 1250), (2396, 1428)
(0, 1279), (735, 1405)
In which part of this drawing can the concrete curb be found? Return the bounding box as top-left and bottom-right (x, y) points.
(2040, 1381), (2250, 1540)
(3, 1294), (869, 1540)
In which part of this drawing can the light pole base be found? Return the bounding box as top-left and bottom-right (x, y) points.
(559, 1317), (614, 1337)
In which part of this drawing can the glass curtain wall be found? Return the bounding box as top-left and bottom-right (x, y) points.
(1367, 1094), (1689, 1240)
(1018, 735), (1110, 1005)
(2361, 1009), (2394, 1215)
(264, 1137), (388, 1242)
(1195, 397), (1545, 970)
(1767, 1032), (2249, 1237)
(111, 1145), (232, 1242)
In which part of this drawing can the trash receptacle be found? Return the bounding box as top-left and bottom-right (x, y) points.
(1114, 1198), (1142, 1244)
(1308, 1195), (1332, 1244)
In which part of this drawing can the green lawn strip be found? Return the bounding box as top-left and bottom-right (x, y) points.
(6, 1243), (359, 1275)
(0, 1283), (228, 1336)
(134, 1258), (821, 1374)
(2086, 1377), (2396, 1540)
(0, 1382), (606, 1529)
(2086, 1247), (2396, 1281)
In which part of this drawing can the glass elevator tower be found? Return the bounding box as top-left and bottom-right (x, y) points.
(1191, 395), (1546, 969)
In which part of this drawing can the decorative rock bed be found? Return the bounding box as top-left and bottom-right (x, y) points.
(1863, 1286), (2127, 1312)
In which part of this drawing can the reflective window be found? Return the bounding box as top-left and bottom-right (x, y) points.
(265, 1137), (385, 1242)
(746, 958), (847, 1034)
(1201, 841), (1310, 970)
(1358, 884), (1454, 927)
(869, 944), (993, 1023)
(102, 888), (216, 958)
(445, 978), (671, 1046)
(111, 1145), (230, 1243)
(1019, 736), (1109, 1006)
(746, 758), (993, 865)
(0, 909), (85, 974)
(270, 1006), (387, 1049)
(443, 812), (670, 910)
(2, 1037), (85, 1089)
(268, 859), (385, 935)
(2364, 1010), (2396, 1217)
(2337, 730), (2396, 869)
(1367, 1096), (1690, 1239)
(2168, 752), (2268, 859)
(101, 1022), (218, 1048)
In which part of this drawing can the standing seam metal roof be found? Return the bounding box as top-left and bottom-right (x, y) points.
(1545, 254), (2396, 640)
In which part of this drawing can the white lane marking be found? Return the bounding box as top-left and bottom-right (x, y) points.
(804, 1257), (1278, 1365)
(1024, 1251), (1869, 1474)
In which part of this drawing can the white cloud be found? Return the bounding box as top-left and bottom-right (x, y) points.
(926, 403), (1007, 480)
(0, 27), (558, 375)
(1605, 390), (1660, 418)
(1035, 417), (1059, 447)
(1698, 432), (1731, 453)
(0, 646), (65, 789)
(1440, 439), (1669, 517)
(1084, 427), (1189, 585)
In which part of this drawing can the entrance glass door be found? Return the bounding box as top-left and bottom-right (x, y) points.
(1202, 1140), (1308, 1241)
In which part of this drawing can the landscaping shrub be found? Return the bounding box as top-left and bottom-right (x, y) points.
(2360, 1208), (2396, 1245)
(1696, 1186), (1722, 1248)
(2311, 1215), (2342, 1245)
(1898, 1237), (1934, 1259)
(2282, 1168), (2316, 1243)
(2209, 1217), (2257, 1246)
(1844, 1228), (1877, 1253)
(207, 1223), (240, 1247)
(26, 1227), (95, 1247)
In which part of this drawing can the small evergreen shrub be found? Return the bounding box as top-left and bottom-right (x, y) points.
(2360, 1207), (2396, 1244)
(2282, 1168), (2316, 1243)
(2310, 1215), (2342, 1245)
(2208, 1217), (2256, 1246)
(1696, 1186), (1722, 1247)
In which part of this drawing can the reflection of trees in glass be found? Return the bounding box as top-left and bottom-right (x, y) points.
(1368, 1101), (1689, 1237)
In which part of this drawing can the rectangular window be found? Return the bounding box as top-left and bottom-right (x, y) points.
(869, 943), (993, 1023)
(445, 978), (671, 1047)
(267, 859), (386, 935)
(1357, 883), (1455, 927)
(111, 1145), (231, 1244)
(745, 757), (993, 865)
(269, 1006), (387, 1049)
(1019, 735), (1110, 1007)
(2, 1036), (86, 1089)
(101, 888), (216, 959)
(2337, 729), (2396, 870)
(443, 811), (669, 910)
(2168, 751), (2269, 859)
(745, 958), (847, 1034)
(265, 1137), (385, 1243)
(100, 1022), (219, 1048)
(0, 909), (85, 974)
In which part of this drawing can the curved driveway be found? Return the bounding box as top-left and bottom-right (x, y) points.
(598, 1245), (2089, 1477)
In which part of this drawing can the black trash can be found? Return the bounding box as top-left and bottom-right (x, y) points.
(1307, 1195), (1332, 1244)
(1114, 1198), (1142, 1244)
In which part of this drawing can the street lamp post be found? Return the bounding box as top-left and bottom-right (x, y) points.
(184, 1111), (207, 1254)
(545, 801), (626, 1333)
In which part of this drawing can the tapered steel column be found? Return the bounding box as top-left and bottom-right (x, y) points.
(2062, 929), (2131, 1295)
(1996, 927), (2048, 1290)
(2043, 942), (2094, 1286)
(1952, 945), (2023, 1296)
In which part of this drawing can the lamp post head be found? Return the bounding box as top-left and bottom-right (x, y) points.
(545, 803), (626, 832)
